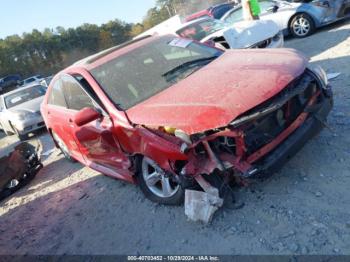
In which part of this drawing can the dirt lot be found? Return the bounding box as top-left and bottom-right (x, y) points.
(0, 20), (349, 255)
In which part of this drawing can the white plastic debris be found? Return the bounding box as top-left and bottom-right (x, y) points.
(327, 72), (341, 81)
(184, 174), (224, 223)
(185, 189), (223, 224)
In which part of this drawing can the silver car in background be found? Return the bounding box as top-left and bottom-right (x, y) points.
(0, 85), (47, 140)
(221, 0), (350, 38)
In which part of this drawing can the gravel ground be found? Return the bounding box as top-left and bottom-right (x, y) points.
(0, 20), (349, 255)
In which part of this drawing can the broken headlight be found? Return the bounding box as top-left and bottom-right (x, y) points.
(163, 127), (192, 145)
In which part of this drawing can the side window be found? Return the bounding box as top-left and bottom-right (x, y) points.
(61, 76), (95, 111)
(48, 79), (67, 107)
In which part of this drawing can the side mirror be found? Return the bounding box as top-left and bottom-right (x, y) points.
(74, 107), (101, 127)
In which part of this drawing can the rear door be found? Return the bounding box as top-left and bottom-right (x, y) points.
(61, 74), (128, 170)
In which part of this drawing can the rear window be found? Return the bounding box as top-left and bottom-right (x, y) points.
(90, 36), (222, 110)
(4, 85), (46, 108)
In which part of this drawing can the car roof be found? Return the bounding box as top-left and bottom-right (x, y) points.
(67, 35), (167, 71)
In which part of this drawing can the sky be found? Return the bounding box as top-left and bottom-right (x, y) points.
(0, 0), (157, 39)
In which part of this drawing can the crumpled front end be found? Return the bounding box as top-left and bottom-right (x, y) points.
(174, 68), (333, 182)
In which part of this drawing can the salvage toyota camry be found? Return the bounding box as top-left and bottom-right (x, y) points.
(41, 35), (333, 205)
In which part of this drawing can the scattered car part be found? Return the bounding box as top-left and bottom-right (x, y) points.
(185, 175), (224, 223)
(0, 140), (42, 201)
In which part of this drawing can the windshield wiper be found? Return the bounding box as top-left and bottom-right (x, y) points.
(162, 56), (218, 79)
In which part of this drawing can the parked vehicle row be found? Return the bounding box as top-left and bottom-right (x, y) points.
(40, 35), (333, 205)
(184, 0), (350, 38)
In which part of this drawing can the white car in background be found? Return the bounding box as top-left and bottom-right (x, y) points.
(20, 75), (44, 87)
(0, 85), (47, 140)
(137, 16), (283, 49)
(175, 17), (283, 49)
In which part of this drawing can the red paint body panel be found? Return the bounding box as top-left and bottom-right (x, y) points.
(127, 49), (307, 135)
(40, 35), (321, 188)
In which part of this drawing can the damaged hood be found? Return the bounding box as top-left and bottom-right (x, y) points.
(202, 20), (280, 48)
(126, 49), (307, 135)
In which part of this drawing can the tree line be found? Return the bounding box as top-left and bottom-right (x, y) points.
(0, 0), (225, 78)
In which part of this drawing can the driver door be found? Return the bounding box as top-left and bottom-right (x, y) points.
(61, 74), (129, 172)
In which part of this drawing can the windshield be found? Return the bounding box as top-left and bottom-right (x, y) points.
(90, 36), (222, 110)
(176, 19), (229, 41)
(4, 85), (46, 108)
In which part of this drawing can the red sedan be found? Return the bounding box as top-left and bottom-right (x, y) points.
(41, 35), (333, 205)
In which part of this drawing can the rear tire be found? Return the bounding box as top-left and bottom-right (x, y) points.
(51, 131), (76, 162)
(290, 13), (315, 38)
(137, 156), (184, 205)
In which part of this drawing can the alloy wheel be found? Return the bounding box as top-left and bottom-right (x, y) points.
(141, 157), (180, 198)
(292, 16), (311, 37)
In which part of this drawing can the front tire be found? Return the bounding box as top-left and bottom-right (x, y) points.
(51, 131), (76, 162)
(290, 13), (315, 38)
(137, 156), (184, 205)
(13, 128), (28, 141)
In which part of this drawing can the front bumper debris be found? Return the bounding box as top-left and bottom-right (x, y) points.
(248, 92), (333, 176)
